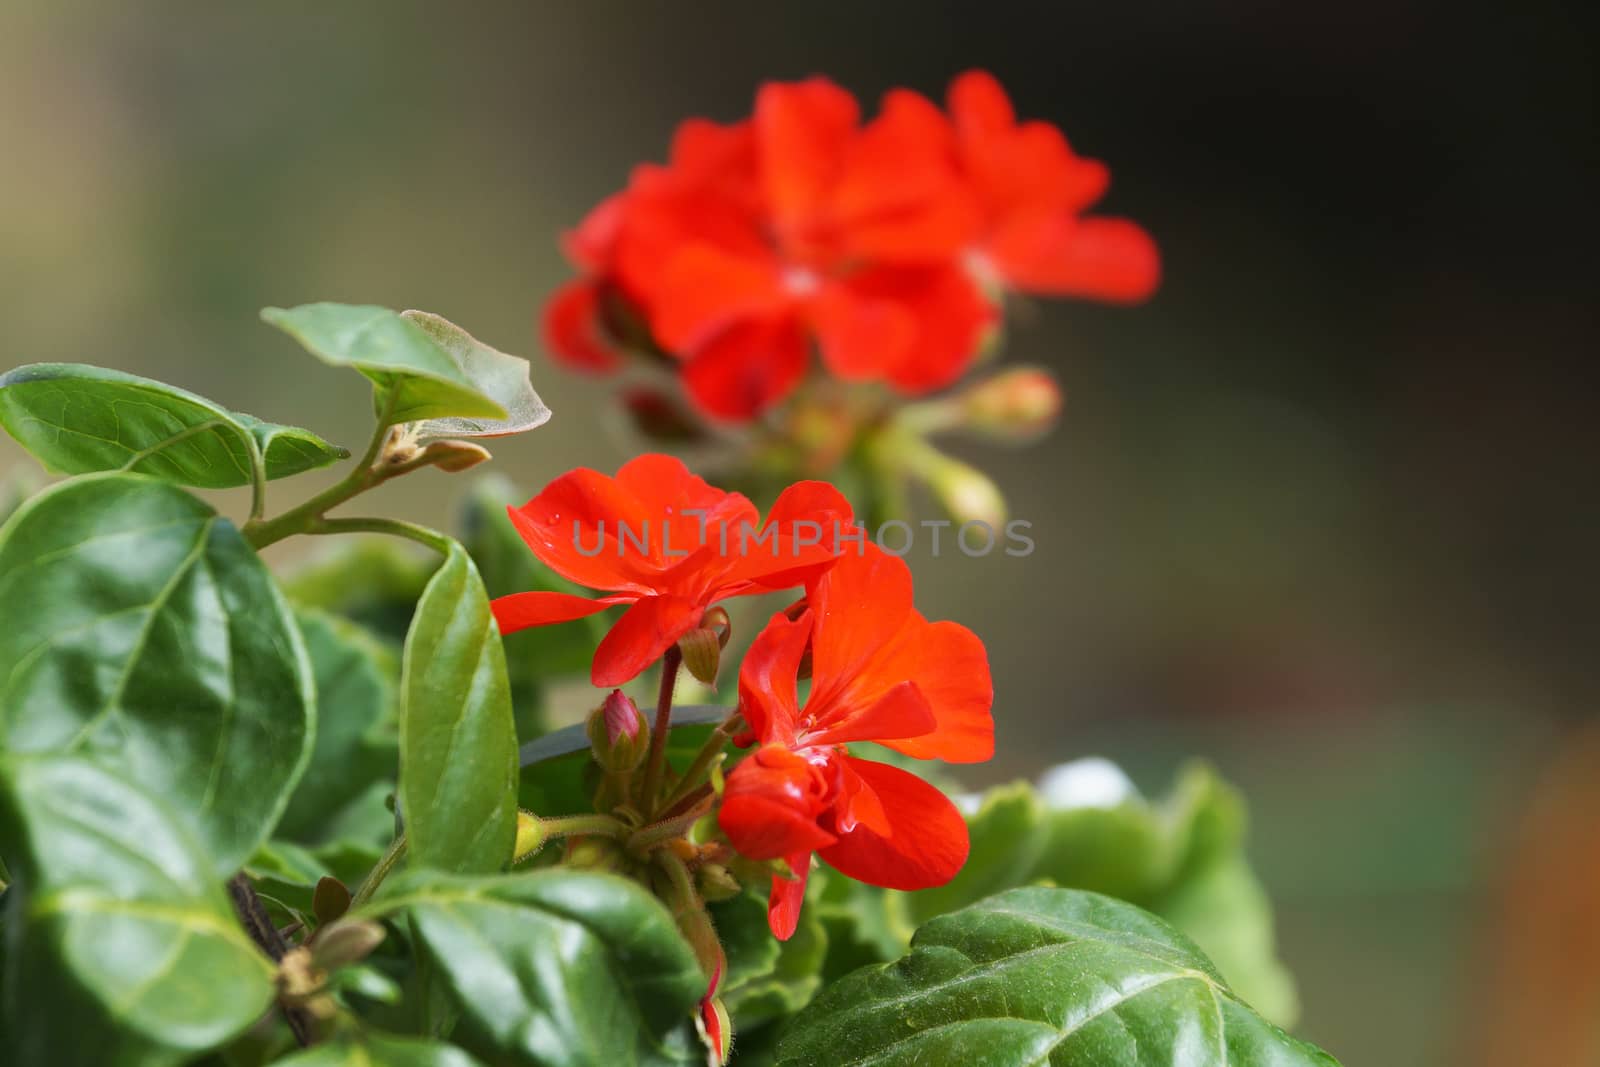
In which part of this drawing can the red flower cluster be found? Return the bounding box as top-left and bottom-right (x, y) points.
(718, 545), (993, 938)
(545, 70), (1158, 421)
(493, 455), (993, 940)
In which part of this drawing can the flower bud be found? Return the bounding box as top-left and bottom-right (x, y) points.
(587, 690), (649, 772)
(678, 627), (723, 686)
(695, 862), (742, 902)
(697, 994), (732, 1066)
(565, 836), (625, 873)
(961, 366), (1062, 441)
(419, 438), (493, 472)
(514, 810), (547, 862)
(310, 919), (387, 972)
(916, 447), (1008, 529)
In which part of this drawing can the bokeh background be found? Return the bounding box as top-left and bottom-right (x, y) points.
(3, 3), (1596, 1063)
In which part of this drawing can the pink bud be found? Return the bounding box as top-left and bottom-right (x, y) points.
(602, 689), (642, 744)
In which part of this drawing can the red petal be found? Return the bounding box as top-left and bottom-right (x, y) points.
(592, 594), (704, 687)
(808, 282), (918, 382)
(562, 194), (626, 270)
(840, 265), (994, 395)
(737, 610), (811, 746)
(987, 214), (1160, 303)
(802, 679), (936, 750)
(867, 616), (995, 764)
(755, 78), (859, 237)
(768, 851), (812, 941)
(948, 70), (1015, 141)
(806, 545), (914, 708)
(541, 279), (623, 374)
(508, 477), (657, 593)
(681, 315), (810, 422)
(819, 758), (969, 891)
(719, 479), (855, 593)
(652, 243), (787, 353)
(718, 746), (836, 860)
(490, 590), (620, 635)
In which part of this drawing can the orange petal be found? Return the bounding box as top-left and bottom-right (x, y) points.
(542, 279), (623, 374)
(737, 610), (811, 746)
(591, 594), (704, 687)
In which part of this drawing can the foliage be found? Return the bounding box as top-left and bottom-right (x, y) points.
(0, 277), (1340, 1067)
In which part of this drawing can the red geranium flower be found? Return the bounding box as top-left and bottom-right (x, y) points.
(717, 544), (994, 938)
(946, 69), (1161, 302)
(490, 454), (851, 687)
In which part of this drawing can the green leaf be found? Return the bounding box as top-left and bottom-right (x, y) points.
(0, 362), (345, 486)
(893, 761), (1299, 1026)
(261, 304), (506, 426)
(711, 891), (826, 1030)
(402, 312), (550, 438)
(399, 542), (518, 874)
(0, 473), (315, 874)
(776, 887), (1340, 1067)
(272, 1031), (483, 1066)
(0, 754), (276, 1065)
(362, 869), (705, 1066)
(277, 609), (399, 851)
(518, 705), (729, 818)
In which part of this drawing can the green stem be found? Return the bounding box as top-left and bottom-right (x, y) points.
(241, 397), (401, 550)
(628, 794), (715, 855)
(308, 517), (453, 555)
(656, 714), (742, 814)
(538, 813), (628, 839)
(638, 646), (683, 817)
(351, 834), (407, 909)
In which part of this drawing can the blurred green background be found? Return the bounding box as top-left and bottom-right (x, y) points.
(2, 3), (1595, 1063)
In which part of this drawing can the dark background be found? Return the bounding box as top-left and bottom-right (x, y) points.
(2, 3), (1595, 1062)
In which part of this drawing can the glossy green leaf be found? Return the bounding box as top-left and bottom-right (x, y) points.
(277, 609), (398, 851)
(402, 312), (549, 438)
(0, 363), (345, 486)
(0, 473), (315, 874)
(892, 762), (1298, 1025)
(399, 541), (518, 874)
(0, 754), (276, 1065)
(776, 888), (1340, 1067)
(274, 1032), (484, 1066)
(261, 304), (506, 426)
(362, 869), (705, 1066)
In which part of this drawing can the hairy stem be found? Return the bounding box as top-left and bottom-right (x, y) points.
(638, 646), (683, 817)
(656, 714), (742, 814)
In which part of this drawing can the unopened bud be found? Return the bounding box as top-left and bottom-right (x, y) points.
(916, 447), (1008, 529)
(565, 836), (624, 873)
(621, 387), (706, 443)
(961, 367), (1062, 441)
(310, 919), (387, 972)
(419, 438), (493, 472)
(514, 810), (547, 862)
(696, 863), (742, 902)
(678, 627), (723, 687)
(697, 994), (732, 1066)
(587, 691), (649, 771)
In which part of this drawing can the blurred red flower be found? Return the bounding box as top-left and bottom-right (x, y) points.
(543, 71), (1156, 422)
(717, 544), (994, 938)
(490, 454), (851, 687)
